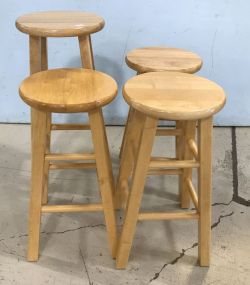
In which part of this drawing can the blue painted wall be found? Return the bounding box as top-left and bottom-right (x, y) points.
(0, 0), (249, 125)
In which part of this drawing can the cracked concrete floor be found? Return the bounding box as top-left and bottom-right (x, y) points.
(0, 124), (249, 285)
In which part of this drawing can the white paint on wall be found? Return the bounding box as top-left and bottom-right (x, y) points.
(0, 0), (249, 125)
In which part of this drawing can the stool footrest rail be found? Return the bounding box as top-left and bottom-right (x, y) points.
(138, 211), (199, 221)
(41, 203), (104, 213)
(51, 123), (91, 130)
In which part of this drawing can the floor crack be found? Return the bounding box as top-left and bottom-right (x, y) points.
(149, 211), (234, 283)
(0, 224), (105, 242)
(79, 247), (93, 285)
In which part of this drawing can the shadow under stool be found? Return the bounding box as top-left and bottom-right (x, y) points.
(16, 11), (105, 204)
(117, 46), (203, 210)
(116, 71), (226, 269)
(18, 68), (118, 262)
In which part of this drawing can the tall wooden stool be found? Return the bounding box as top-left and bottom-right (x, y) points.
(19, 68), (118, 261)
(16, 11), (104, 204)
(116, 71), (226, 269)
(117, 47), (203, 209)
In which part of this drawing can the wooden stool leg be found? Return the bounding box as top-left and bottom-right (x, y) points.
(89, 108), (117, 258)
(116, 115), (157, 269)
(42, 114), (51, 204)
(29, 36), (41, 74)
(39, 37), (51, 205)
(180, 121), (197, 208)
(79, 35), (94, 69)
(115, 109), (144, 209)
(28, 109), (47, 261)
(198, 117), (213, 266)
(119, 107), (132, 159)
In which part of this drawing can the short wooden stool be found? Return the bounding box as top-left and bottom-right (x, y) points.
(116, 71), (226, 269)
(16, 11), (105, 205)
(19, 68), (118, 261)
(117, 47), (202, 209)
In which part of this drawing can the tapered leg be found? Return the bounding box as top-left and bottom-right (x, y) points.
(115, 108), (145, 209)
(39, 37), (51, 205)
(28, 109), (47, 261)
(119, 107), (132, 159)
(116, 115), (158, 269)
(42, 114), (51, 204)
(198, 117), (213, 266)
(89, 108), (117, 258)
(180, 121), (197, 208)
(29, 36), (41, 74)
(78, 35), (95, 69)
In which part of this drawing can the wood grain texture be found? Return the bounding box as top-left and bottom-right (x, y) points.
(28, 109), (47, 261)
(126, 47), (202, 74)
(123, 71), (226, 120)
(89, 108), (117, 258)
(16, 11), (104, 37)
(198, 117), (213, 266)
(116, 115), (158, 269)
(19, 68), (118, 113)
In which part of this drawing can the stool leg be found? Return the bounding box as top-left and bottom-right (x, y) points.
(198, 117), (213, 266)
(116, 115), (157, 269)
(115, 109), (144, 209)
(42, 114), (51, 204)
(119, 107), (132, 159)
(89, 108), (117, 258)
(28, 109), (47, 261)
(40, 37), (51, 205)
(78, 35), (95, 69)
(180, 121), (196, 208)
(29, 36), (41, 74)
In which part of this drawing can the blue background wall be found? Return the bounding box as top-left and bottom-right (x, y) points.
(0, 0), (249, 125)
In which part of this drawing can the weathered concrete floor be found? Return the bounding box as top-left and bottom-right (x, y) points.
(0, 124), (249, 285)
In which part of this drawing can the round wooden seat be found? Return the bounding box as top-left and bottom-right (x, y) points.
(19, 68), (117, 113)
(123, 72), (226, 120)
(15, 11), (104, 37)
(126, 47), (202, 74)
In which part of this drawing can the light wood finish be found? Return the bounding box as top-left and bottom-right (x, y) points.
(116, 116), (158, 269)
(156, 128), (183, 136)
(115, 109), (145, 209)
(41, 204), (103, 213)
(148, 169), (182, 175)
(29, 36), (41, 74)
(45, 153), (95, 161)
(149, 160), (200, 169)
(198, 117), (213, 266)
(28, 109), (47, 261)
(51, 123), (91, 130)
(126, 47), (202, 74)
(180, 121), (197, 208)
(79, 35), (95, 69)
(138, 211), (199, 221)
(123, 72), (226, 120)
(19, 68), (118, 113)
(186, 178), (199, 210)
(16, 11), (104, 37)
(188, 138), (199, 160)
(89, 108), (117, 258)
(49, 162), (96, 170)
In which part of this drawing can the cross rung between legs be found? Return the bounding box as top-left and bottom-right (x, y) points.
(41, 204), (104, 213)
(149, 159), (200, 169)
(138, 211), (199, 221)
(51, 123), (91, 130)
(45, 153), (95, 161)
(49, 162), (96, 170)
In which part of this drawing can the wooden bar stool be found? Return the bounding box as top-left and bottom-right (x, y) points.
(18, 68), (118, 261)
(117, 47), (203, 209)
(116, 71), (226, 269)
(16, 11), (105, 205)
